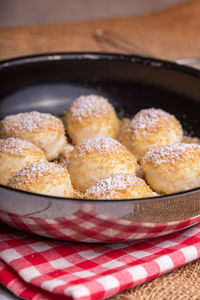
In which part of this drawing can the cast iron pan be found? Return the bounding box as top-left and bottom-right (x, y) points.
(0, 53), (200, 243)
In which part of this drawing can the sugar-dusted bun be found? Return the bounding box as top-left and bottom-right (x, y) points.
(8, 161), (74, 197)
(141, 143), (200, 194)
(119, 108), (183, 160)
(0, 111), (67, 160)
(59, 143), (74, 168)
(84, 173), (155, 199)
(0, 137), (47, 185)
(68, 137), (137, 192)
(64, 95), (120, 144)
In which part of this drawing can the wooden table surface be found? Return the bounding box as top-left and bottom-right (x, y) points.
(1, 0), (200, 299)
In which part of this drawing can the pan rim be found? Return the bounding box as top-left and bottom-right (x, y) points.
(0, 51), (200, 203)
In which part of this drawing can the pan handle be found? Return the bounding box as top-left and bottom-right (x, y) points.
(93, 29), (200, 69)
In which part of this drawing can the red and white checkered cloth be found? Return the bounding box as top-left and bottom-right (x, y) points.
(1, 209), (200, 243)
(0, 223), (200, 300)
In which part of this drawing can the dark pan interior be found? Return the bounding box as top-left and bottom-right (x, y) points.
(0, 53), (200, 138)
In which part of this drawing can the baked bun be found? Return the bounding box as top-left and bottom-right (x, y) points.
(8, 161), (74, 197)
(84, 173), (155, 199)
(59, 143), (74, 168)
(141, 143), (200, 194)
(68, 136), (137, 192)
(119, 108), (183, 160)
(0, 137), (47, 185)
(0, 111), (67, 160)
(64, 95), (120, 144)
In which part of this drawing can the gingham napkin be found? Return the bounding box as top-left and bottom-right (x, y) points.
(0, 224), (200, 300)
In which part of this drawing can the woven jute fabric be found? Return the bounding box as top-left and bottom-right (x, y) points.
(0, 0), (200, 299)
(111, 259), (200, 300)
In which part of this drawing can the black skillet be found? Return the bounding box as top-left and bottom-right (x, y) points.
(0, 53), (200, 243)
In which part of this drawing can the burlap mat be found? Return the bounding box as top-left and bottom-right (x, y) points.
(1, 0), (200, 298)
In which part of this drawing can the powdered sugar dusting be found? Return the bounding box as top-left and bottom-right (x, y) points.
(77, 137), (124, 156)
(143, 143), (200, 165)
(129, 108), (174, 137)
(1, 111), (63, 134)
(68, 95), (110, 121)
(8, 161), (67, 187)
(84, 173), (142, 199)
(0, 137), (43, 156)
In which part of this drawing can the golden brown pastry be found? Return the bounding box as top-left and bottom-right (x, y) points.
(119, 108), (183, 160)
(8, 161), (74, 197)
(141, 143), (200, 194)
(64, 95), (120, 145)
(0, 111), (67, 160)
(0, 137), (47, 185)
(68, 136), (137, 192)
(84, 173), (155, 199)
